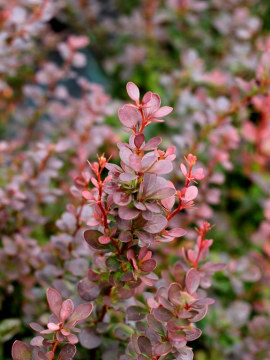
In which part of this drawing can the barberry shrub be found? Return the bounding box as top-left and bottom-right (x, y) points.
(11, 83), (225, 360)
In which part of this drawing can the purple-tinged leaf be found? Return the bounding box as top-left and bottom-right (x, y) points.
(84, 230), (104, 250)
(184, 186), (198, 202)
(57, 344), (76, 360)
(126, 82), (140, 102)
(120, 272), (134, 282)
(137, 336), (152, 357)
(66, 334), (78, 344)
(176, 347), (194, 360)
(46, 288), (62, 321)
(118, 105), (141, 128)
(127, 306), (147, 321)
(143, 215), (167, 234)
(189, 306), (208, 322)
(118, 206), (140, 220)
(168, 283), (182, 305)
(152, 307), (173, 322)
(194, 298), (215, 306)
(140, 273), (158, 286)
(30, 322), (44, 332)
(79, 327), (102, 349)
(138, 246), (149, 260)
(140, 259), (157, 272)
(37, 351), (50, 360)
(67, 302), (93, 326)
(12, 341), (32, 360)
(60, 299), (74, 323)
(147, 315), (165, 335)
(199, 261), (227, 273)
(145, 187), (176, 201)
(30, 336), (44, 347)
(137, 231), (155, 244)
(145, 202), (160, 212)
(184, 326), (202, 341)
(185, 268), (200, 294)
(113, 191), (132, 206)
(106, 256), (120, 271)
(154, 342), (172, 356)
(119, 231), (133, 243)
(134, 201), (147, 211)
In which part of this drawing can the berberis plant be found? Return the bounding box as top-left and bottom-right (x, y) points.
(11, 83), (225, 360)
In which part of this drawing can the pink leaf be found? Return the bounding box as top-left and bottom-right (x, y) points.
(60, 299), (74, 322)
(126, 82), (140, 102)
(98, 235), (111, 244)
(148, 160), (173, 175)
(167, 228), (187, 237)
(129, 154), (142, 172)
(12, 341), (32, 360)
(118, 105), (141, 128)
(143, 137), (162, 150)
(185, 268), (200, 294)
(47, 322), (60, 331)
(119, 173), (137, 181)
(46, 288), (63, 320)
(180, 163), (187, 176)
(184, 186), (198, 202)
(152, 106), (173, 118)
(193, 167), (205, 180)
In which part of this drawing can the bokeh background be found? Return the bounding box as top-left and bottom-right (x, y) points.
(1, 0), (270, 359)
